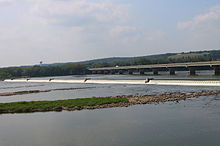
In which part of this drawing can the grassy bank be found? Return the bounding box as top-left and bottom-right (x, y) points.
(0, 97), (128, 114)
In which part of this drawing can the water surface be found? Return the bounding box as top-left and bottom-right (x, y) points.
(0, 74), (219, 146)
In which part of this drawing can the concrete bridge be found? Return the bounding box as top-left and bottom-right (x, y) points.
(88, 61), (220, 76)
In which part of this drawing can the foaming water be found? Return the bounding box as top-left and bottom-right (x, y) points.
(4, 78), (220, 86)
(1, 74), (220, 103)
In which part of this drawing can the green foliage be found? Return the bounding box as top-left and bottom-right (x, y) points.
(0, 97), (128, 114)
(91, 53), (213, 68)
(0, 50), (218, 79)
(15, 90), (41, 94)
(0, 64), (87, 80)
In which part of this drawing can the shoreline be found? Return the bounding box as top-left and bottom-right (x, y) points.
(0, 87), (94, 96)
(0, 90), (220, 114)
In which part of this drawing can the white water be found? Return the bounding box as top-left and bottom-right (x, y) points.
(148, 80), (220, 86)
(4, 79), (220, 86)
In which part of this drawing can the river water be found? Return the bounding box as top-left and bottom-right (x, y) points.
(0, 73), (220, 146)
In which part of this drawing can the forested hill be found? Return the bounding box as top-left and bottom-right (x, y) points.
(78, 50), (220, 68)
(0, 49), (220, 80)
(48, 50), (220, 67)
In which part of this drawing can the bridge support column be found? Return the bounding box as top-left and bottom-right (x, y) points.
(92, 71), (97, 74)
(110, 70), (115, 74)
(214, 66), (220, 75)
(153, 70), (159, 75)
(119, 70), (124, 75)
(140, 70), (145, 75)
(128, 70), (133, 75)
(189, 68), (196, 76)
(169, 69), (175, 75)
(104, 70), (109, 74)
(98, 70), (105, 74)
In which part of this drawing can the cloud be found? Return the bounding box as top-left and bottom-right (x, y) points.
(109, 26), (164, 42)
(109, 26), (137, 36)
(177, 5), (220, 30)
(0, 0), (14, 3)
(143, 30), (165, 41)
(0, 0), (133, 66)
(0, 0), (166, 66)
(0, 0), (16, 7)
(29, 0), (130, 26)
(176, 5), (220, 50)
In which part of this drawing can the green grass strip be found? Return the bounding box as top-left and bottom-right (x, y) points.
(14, 90), (42, 94)
(0, 97), (128, 114)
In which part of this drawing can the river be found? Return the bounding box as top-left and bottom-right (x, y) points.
(0, 73), (220, 146)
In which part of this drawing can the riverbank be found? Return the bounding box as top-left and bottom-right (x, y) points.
(0, 97), (128, 114)
(0, 90), (220, 114)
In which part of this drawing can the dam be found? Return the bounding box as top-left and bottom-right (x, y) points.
(4, 78), (220, 86)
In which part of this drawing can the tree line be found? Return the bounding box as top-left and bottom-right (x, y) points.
(0, 54), (213, 80)
(92, 54), (212, 68)
(0, 64), (87, 80)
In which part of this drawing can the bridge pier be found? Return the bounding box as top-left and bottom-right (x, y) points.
(169, 69), (175, 75)
(128, 70), (133, 75)
(153, 70), (159, 75)
(103, 70), (108, 74)
(110, 70), (115, 74)
(189, 68), (196, 76)
(140, 70), (145, 75)
(92, 71), (97, 74)
(119, 70), (124, 74)
(98, 70), (104, 74)
(115, 70), (119, 74)
(214, 66), (220, 75)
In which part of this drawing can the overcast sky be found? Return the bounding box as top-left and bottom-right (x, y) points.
(0, 0), (220, 67)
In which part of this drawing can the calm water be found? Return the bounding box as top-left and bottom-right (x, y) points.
(0, 74), (220, 146)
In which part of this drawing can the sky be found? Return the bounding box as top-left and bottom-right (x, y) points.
(0, 0), (220, 67)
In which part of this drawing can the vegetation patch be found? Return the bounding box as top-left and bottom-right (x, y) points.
(0, 50), (219, 80)
(0, 87), (94, 96)
(1, 90), (220, 114)
(0, 97), (128, 114)
(168, 53), (210, 59)
(0, 90), (44, 96)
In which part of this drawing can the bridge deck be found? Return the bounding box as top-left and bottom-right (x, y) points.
(89, 61), (220, 71)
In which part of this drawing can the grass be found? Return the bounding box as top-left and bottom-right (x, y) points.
(15, 90), (43, 94)
(0, 97), (128, 114)
(0, 90), (46, 96)
(0, 87), (94, 96)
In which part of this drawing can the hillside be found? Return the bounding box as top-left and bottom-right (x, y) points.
(46, 50), (220, 67)
(47, 53), (176, 67)
(64, 50), (218, 68)
(0, 49), (220, 80)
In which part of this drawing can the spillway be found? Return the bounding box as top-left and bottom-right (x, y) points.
(4, 79), (220, 86)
